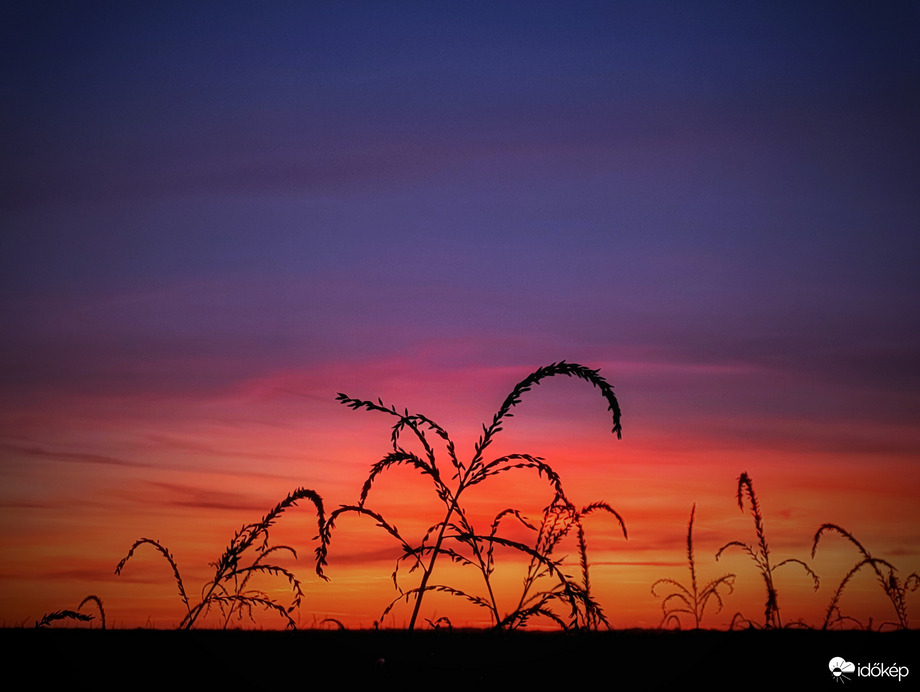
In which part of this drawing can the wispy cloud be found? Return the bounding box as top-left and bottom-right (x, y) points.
(0, 441), (146, 468)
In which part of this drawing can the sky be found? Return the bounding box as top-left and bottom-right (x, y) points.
(1, 1), (919, 630)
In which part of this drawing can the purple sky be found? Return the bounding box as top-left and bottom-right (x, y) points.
(4, 3), (919, 428)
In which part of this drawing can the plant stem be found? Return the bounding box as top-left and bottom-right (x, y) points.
(406, 479), (501, 630)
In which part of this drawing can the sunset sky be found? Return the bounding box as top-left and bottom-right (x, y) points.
(2, 2), (918, 630)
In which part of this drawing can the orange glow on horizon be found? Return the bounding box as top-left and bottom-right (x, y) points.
(3, 362), (918, 630)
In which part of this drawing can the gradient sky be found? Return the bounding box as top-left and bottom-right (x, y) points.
(2, 1), (919, 629)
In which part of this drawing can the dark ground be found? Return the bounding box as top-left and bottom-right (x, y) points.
(6, 628), (917, 689)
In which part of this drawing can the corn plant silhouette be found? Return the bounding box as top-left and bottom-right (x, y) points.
(812, 523), (920, 630)
(324, 361), (623, 630)
(117, 487), (326, 629)
(716, 472), (818, 628)
(652, 504), (735, 629)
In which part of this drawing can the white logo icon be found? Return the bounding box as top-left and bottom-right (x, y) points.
(829, 657), (856, 683)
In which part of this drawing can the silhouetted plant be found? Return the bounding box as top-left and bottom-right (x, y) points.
(323, 361), (624, 630)
(117, 487), (326, 629)
(652, 504), (735, 629)
(36, 595), (105, 629)
(493, 497), (627, 630)
(812, 523), (920, 630)
(716, 472), (818, 629)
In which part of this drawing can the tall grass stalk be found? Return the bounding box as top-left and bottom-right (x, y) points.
(478, 497), (627, 629)
(716, 472), (818, 628)
(36, 595), (106, 629)
(652, 504), (735, 629)
(812, 523), (920, 630)
(325, 361), (623, 630)
(117, 487), (326, 629)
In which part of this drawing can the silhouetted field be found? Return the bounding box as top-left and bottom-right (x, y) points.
(15, 364), (919, 690)
(5, 628), (917, 688)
